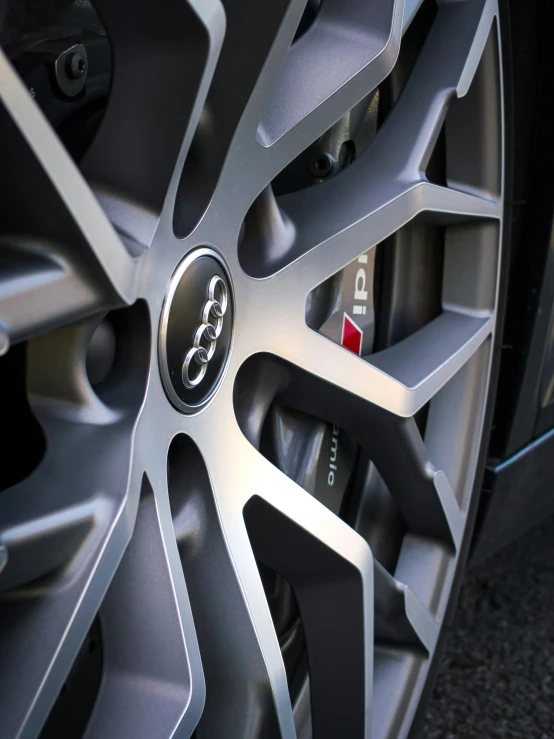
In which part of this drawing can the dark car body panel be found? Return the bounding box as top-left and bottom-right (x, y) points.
(472, 0), (554, 562)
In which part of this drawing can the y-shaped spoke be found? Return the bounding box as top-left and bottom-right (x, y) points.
(174, 0), (304, 237)
(167, 428), (296, 739)
(253, 0), (403, 188)
(213, 0), (402, 216)
(252, 296), (493, 418)
(257, 0), (500, 286)
(277, 180), (500, 291)
(0, 389), (142, 738)
(83, 0), (225, 246)
(0, 50), (137, 347)
(84, 474), (204, 739)
(180, 394), (374, 739)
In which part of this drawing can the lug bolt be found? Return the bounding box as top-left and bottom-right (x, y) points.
(54, 44), (88, 98)
(308, 153), (334, 179)
(67, 52), (87, 80)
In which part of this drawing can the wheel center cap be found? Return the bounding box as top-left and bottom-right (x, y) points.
(158, 248), (234, 414)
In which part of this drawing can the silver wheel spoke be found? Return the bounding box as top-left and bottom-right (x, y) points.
(374, 561), (439, 654)
(368, 311), (493, 415)
(372, 0), (497, 181)
(167, 424), (296, 739)
(192, 409), (373, 738)
(0, 50), (137, 346)
(84, 474), (204, 739)
(261, 312), (492, 418)
(174, 0), (303, 238)
(0, 309), (204, 739)
(82, 0), (225, 247)
(258, 0), (499, 286)
(0, 394), (142, 738)
(402, 0), (427, 33)
(252, 0), (403, 190)
(271, 180), (500, 291)
(259, 351), (463, 547)
(231, 0), (309, 136)
(214, 0), (403, 213)
(0, 422), (125, 593)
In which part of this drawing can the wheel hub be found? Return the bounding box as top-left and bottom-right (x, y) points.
(158, 248), (234, 414)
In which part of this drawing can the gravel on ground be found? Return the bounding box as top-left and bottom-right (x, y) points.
(424, 516), (554, 738)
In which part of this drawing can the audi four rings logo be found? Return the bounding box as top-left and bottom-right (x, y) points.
(181, 275), (228, 388)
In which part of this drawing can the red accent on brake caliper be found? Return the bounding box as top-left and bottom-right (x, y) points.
(341, 313), (363, 356)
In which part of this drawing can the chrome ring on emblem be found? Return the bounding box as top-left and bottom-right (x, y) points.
(208, 275), (228, 315)
(182, 275), (228, 389)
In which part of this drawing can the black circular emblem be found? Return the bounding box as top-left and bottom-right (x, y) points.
(159, 248), (233, 413)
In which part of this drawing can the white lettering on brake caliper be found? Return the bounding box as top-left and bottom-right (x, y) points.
(353, 253), (368, 315)
(328, 425), (340, 486)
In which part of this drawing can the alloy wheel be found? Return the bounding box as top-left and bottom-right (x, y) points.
(0, 0), (503, 737)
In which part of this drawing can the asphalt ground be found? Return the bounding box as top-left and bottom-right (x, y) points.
(424, 516), (554, 738)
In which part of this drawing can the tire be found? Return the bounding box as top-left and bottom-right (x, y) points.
(0, 1), (506, 738)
